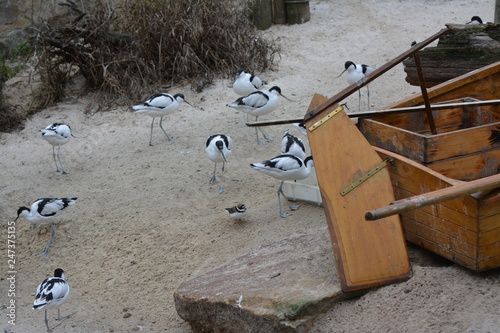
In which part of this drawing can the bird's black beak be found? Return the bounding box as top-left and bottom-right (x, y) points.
(280, 93), (295, 102)
(335, 68), (347, 79)
(220, 150), (228, 163)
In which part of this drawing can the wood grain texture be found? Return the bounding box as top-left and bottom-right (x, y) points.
(305, 94), (411, 291)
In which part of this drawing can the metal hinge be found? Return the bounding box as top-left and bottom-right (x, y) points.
(308, 105), (344, 132)
(340, 157), (394, 196)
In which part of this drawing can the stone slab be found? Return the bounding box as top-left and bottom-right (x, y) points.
(174, 230), (365, 332)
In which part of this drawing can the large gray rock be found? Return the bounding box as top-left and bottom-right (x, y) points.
(174, 230), (365, 332)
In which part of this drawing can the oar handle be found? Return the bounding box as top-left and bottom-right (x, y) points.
(246, 100), (500, 127)
(365, 174), (500, 220)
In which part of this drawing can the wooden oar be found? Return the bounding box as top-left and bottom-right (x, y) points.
(365, 173), (500, 220)
(246, 99), (500, 127)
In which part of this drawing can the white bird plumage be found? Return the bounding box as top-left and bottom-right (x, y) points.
(16, 197), (77, 257)
(232, 68), (266, 96)
(251, 154), (314, 217)
(227, 86), (291, 145)
(33, 268), (70, 332)
(336, 61), (374, 111)
(132, 93), (192, 146)
(280, 129), (306, 160)
(225, 204), (248, 219)
(205, 134), (232, 191)
(40, 123), (72, 174)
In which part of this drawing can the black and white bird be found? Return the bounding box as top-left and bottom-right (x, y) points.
(467, 16), (491, 24)
(16, 197), (77, 257)
(132, 93), (193, 146)
(251, 155), (314, 217)
(227, 86), (292, 145)
(205, 134), (232, 192)
(40, 123), (73, 174)
(225, 204), (248, 220)
(280, 129), (307, 160)
(232, 68), (266, 96)
(336, 61), (374, 111)
(33, 268), (70, 333)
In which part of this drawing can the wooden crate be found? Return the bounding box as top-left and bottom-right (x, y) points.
(357, 62), (500, 270)
(375, 147), (500, 271)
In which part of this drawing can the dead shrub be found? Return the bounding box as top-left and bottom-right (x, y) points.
(31, 0), (280, 108)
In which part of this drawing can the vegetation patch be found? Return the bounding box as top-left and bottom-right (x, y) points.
(0, 0), (280, 132)
(33, 0), (280, 106)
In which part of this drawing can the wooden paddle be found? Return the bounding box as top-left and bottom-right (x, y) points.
(366, 173), (500, 220)
(305, 93), (411, 292)
(245, 99), (500, 127)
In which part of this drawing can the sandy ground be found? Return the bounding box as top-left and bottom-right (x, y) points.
(1, 1), (499, 332)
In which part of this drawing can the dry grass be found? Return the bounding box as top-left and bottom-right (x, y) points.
(30, 0), (280, 108)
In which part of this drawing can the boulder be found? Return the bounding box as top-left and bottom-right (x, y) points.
(174, 230), (365, 332)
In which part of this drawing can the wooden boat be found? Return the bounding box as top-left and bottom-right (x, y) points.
(357, 61), (500, 271)
(249, 29), (500, 278)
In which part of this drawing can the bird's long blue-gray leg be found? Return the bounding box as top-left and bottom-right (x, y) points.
(55, 308), (71, 321)
(40, 222), (56, 258)
(217, 160), (226, 192)
(218, 162), (225, 192)
(149, 118), (156, 146)
(281, 184), (300, 211)
(255, 126), (265, 145)
(254, 116), (272, 145)
(159, 116), (175, 141)
(56, 145), (69, 174)
(44, 309), (51, 332)
(52, 146), (67, 173)
(277, 181), (291, 218)
(279, 181), (300, 211)
(256, 116), (273, 143)
(358, 89), (361, 112)
(258, 126), (273, 142)
(52, 146), (59, 172)
(367, 85), (371, 110)
(210, 163), (217, 184)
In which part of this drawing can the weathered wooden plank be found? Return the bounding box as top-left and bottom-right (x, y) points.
(361, 116), (500, 165)
(428, 150), (500, 180)
(402, 224), (477, 269)
(394, 187), (479, 234)
(365, 174), (500, 221)
(479, 213), (500, 233)
(359, 119), (426, 162)
(365, 107), (465, 134)
(479, 226), (500, 247)
(402, 217), (477, 261)
(374, 148), (480, 217)
(383, 61), (500, 110)
(400, 207), (478, 246)
(478, 188), (500, 218)
(426, 123), (500, 162)
(246, 100), (500, 128)
(478, 254), (500, 271)
(389, 170), (479, 218)
(479, 242), (500, 260)
(305, 93), (411, 292)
